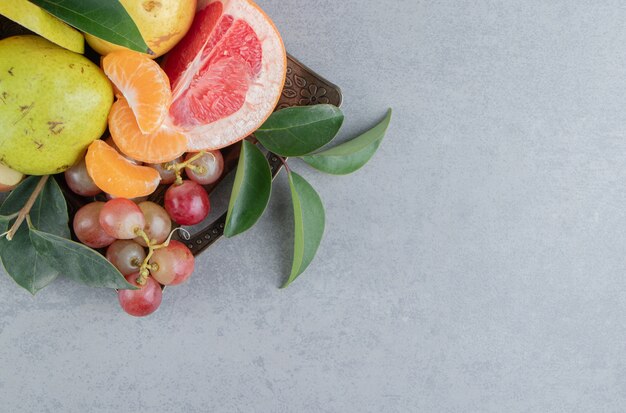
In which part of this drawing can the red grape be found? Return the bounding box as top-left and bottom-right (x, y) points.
(184, 150), (224, 185)
(99, 198), (146, 239)
(164, 180), (210, 226)
(150, 157), (181, 185)
(106, 240), (146, 275)
(118, 274), (162, 317)
(149, 240), (195, 285)
(65, 159), (101, 197)
(135, 201), (172, 247)
(73, 202), (116, 248)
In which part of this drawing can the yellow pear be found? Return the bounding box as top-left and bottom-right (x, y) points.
(0, 36), (112, 175)
(0, 0), (84, 53)
(85, 0), (196, 58)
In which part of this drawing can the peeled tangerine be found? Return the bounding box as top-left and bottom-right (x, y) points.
(108, 97), (187, 164)
(0, 36), (112, 175)
(85, 140), (160, 199)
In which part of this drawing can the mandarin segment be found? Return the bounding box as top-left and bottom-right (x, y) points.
(109, 98), (187, 164)
(85, 140), (161, 199)
(102, 50), (172, 134)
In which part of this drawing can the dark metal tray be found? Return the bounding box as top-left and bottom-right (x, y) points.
(0, 16), (343, 257)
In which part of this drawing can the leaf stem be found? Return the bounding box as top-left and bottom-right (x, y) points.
(277, 156), (291, 174)
(6, 175), (48, 241)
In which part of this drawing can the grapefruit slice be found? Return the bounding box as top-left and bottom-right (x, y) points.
(108, 98), (187, 164)
(161, 0), (287, 151)
(86, 140), (161, 199)
(102, 50), (171, 134)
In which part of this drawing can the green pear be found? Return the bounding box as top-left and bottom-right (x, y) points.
(0, 0), (84, 54)
(0, 35), (113, 175)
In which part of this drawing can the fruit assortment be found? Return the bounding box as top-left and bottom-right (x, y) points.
(0, 0), (285, 315)
(0, 0), (391, 317)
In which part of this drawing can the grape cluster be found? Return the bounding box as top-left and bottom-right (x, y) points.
(65, 148), (225, 317)
(156, 151), (223, 226)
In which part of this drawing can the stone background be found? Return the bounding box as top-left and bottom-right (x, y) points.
(2, 1), (626, 411)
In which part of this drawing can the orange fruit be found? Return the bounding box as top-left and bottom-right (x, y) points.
(109, 98), (187, 164)
(161, 0), (287, 151)
(85, 140), (161, 198)
(102, 50), (171, 134)
(85, 0), (197, 58)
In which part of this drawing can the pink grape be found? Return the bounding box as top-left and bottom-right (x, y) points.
(164, 180), (210, 226)
(134, 202), (172, 247)
(99, 198), (146, 239)
(73, 202), (116, 248)
(149, 240), (195, 285)
(106, 240), (146, 276)
(118, 274), (162, 317)
(150, 157), (182, 184)
(65, 159), (102, 197)
(184, 150), (224, 185)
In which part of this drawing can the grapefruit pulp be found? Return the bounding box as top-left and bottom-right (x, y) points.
(162, 0), (287, 151)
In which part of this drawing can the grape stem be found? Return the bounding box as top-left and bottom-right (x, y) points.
(134, 227), (191, 286)
(6, 175), (49, 241)
(165, 151), (207, 185)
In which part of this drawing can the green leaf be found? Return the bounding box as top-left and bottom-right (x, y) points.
(0, 215), (11, 234)
(29, 229), (136, 290)
(0, 176), (70, 294)
(27, 0), (151, 54)
(283, 172), (325, 288)
(0, 176), (69, 237)
(224, 141), (272, 237)
(0, 176), (40, 215)
(0, 223), (59, 295)
(302, 108), (392, 175)
(255, 105), (344, 157)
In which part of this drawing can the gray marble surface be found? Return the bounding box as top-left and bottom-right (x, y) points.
(2, 0), (626, 412)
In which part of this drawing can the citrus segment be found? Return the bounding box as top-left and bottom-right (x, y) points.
(85, 140), (161, 199)
(102, 50), (171, 134)
(109, 98), (187, 164)
(161, 0), (287, 151)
